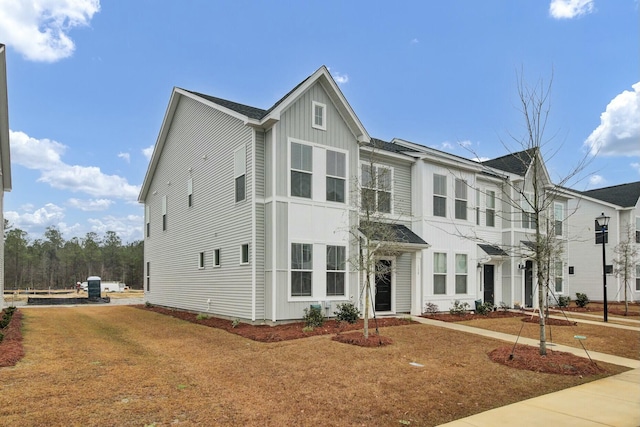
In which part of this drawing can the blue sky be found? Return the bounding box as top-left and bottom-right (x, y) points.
(0, 0), (638, 243)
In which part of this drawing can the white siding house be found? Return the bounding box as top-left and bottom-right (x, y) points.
(140, 66), (577, 321)
(0, 44), (13, 308)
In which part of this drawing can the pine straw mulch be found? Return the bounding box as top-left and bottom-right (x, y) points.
(0, 309), (24, 367)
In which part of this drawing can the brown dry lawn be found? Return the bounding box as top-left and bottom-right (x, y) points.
(0, 307), (631, 427)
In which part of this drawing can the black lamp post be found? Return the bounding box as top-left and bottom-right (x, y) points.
(596, 212), (610, 322)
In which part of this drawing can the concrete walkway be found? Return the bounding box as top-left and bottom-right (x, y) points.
(408, 316), (640, 426)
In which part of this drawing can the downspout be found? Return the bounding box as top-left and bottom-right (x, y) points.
(251, 129), (256, 321)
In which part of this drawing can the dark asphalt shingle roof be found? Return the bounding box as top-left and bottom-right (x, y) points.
(478, 244), (509, 256)
(360, 221), (429, 246)
(367, 138), (420, 155)
(183, 90), (268, 120)
(481, 148), (537, 176)
(579, 181), (640, 208)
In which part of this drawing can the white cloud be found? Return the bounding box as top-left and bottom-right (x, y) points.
(67, 198), (114, 211)
(631, 162), (640, 175)
(584, 82), (640, 157)
(588, 174), (606, 187)
(333, 72), (349, 85)
(549, 0), (595, 19)
(410, 38), (419, 44)
(142, 145), (154, 160)
(5, 202), (65, 228)
(118, 152), (130, 163)
(0, 0), (101, 62)
(10, 129), (141, 201)
(88, 214), (143, 242)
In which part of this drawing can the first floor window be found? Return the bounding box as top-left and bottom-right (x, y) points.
(241, 244), (249, 264)
(214, 249), (221, 267)
(326, 245), (346, 296)
(455, 254), (467, 294)
(434, 253), (446, 295)
(291, 243), (312, 296)
(635, 217), (640, 243)
(199, 252), (205, 269)
(554, 262), (563, 292)
(635, 265), (640, 291)
(146, 262), (150, 291)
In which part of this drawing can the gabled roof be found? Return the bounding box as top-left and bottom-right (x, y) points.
(578, 182), (640, 208)
(139, 66), (370, 202)
(359, 221), (429, 247)
(0, 44), (12, 191)
(481, 148), (537, 176)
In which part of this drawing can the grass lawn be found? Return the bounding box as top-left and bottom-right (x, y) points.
(0, 306), (630, 426)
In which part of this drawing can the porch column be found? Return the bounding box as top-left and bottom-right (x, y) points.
(411, 250), (423, 315)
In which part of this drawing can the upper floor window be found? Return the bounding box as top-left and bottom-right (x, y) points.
(454, 179), (467, 220)
(635, 265), (640, 291)
(486, 190), (496, 227)
(291, 243), (312, 297)
(475, 188), (481, 225)
(291, 142), (312, 198)
(433, 252), (446, 295)
(326, 245), (346, 296)
(361, 164), (391, 213)
(240, 244), (250, 265)
(162, 195), (167, 231)
(521, 192), (536, 229)
(433, 174), (447, 217)
(214, 249), (221, 267)
(198, 251), (205, 269)
(234, 146), (246, 202)
(312, 101), (326, 131)
(145, 205), (150, 238)
(326, 150), (346, 203)
(636, 217), (640, 243)
(146, 262), (150, 291)
(554, 203), (564, 236)
(187, 178), (193, 207)
(595, 219), (609, 244)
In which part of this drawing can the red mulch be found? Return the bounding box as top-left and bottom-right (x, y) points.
(137, 305), (409, 343)
(423, 310), (524, 322)
(0, 309), (25, 367)
(332, 331), (393, 347)
(522, 316), (577, 326)
(488, 346), (606, 376)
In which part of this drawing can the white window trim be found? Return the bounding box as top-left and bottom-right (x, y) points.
(433, 173), (447, 218)
(454, 253), (469, 295)
(553, 202), (564, 237)
(486, 190), (496, 227)
(554, 261), (564, 293)
(162, 195), (167, 231)
(187, 177), (193, 207)
(326, 148), (348, 204)
(433, 252), (447, 295)
(360, 161), (394, 215)
(289, 139), (313, 200)
(454, 178), (468, 221)
(198, 251), (205, 270)
(289, 241), (314, 300)
(312, 101), (327, 131)
(234, 145), (246, 203)
(213, 248), (221, 268)
(326, 245), (348, 298)
(240, 243), (250, 265)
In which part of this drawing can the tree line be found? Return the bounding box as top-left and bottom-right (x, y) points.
(3, 221), (144, 290)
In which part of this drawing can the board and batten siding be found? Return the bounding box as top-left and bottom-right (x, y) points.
(144, 95), (255, 319)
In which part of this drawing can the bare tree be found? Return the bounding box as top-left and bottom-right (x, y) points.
(613, 223), (639, 316)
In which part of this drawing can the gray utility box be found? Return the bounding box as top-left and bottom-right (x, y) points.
(87, 276), (101, 299)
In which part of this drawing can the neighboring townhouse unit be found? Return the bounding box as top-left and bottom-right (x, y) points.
(566, 182), (640, 303)
(0, 44), (13, 308)
(139, 66), (572, 321)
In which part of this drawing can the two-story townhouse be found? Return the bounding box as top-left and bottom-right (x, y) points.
(566, 182), (640, 303)
(0, 44), (13, 308)
(139, 66), (429, 322)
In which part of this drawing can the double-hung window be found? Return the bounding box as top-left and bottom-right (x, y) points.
(521, 192), (536, 229)
(162, 195), (167, 231)
(635, 217), (640, 243)
(214, 249), (221, 267)
(433, 253), (446, 295)
(187, 178), (193, 207)
(486, 190), (496, 227)
(326, 245), (346, 296)
(455, 254), (467, 294)
(554, 262), (563, 292)
(234, 146), (246, 202)
(312, 101), (326, 131)
(198, 251), (205, 269)
(433, 174), (447, 217)
(455, 179), (467, 220)
(146, 262), (150, 291)
(291, 243), (312, 296)
(636, 265), (640, 291)
(554, 203), (564, 236)
(475, 188), (481, 225)
(145, 205), (150, 237)
(240, 244), (249, 265)
(361, 164), (391, 213)
(291, 142), (312, 198)
(326, 150), (346, 203)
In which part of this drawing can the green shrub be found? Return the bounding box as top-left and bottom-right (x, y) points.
(575, 293), (590, 308)
(476, 301), (495, 315)
(303, 306), (324, 328)
(449, 300), (470, 316)
(196, 313), (209, 320)
(144, 301), (153, 308)
(334, 302), (361, 324)
(423, 302), (439, 315)
(557, 295), (571, 307)
(231, 318), (240, 328)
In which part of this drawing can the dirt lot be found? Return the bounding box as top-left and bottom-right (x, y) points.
(0, 306), (631, 426)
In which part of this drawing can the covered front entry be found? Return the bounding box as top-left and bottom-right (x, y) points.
(374, 259), (392, 312)
(483, 265), (495, 304)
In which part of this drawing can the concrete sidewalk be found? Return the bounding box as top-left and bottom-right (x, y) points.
(408, 316), (640, 426)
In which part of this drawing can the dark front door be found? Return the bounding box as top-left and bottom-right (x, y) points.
(374, 259), (392, 312)
(525, 260), (533, 307)
(483, 265), (495, 304)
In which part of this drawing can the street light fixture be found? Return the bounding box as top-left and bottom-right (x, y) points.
(596, 212), (610, 322)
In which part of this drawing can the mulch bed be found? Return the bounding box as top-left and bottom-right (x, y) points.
(423, 310), (525, 322)
(137, 304), (411, 343)
(0, 309), (25, 367)
(488, 346), (606, 376)
(522, 316), (577, 326)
